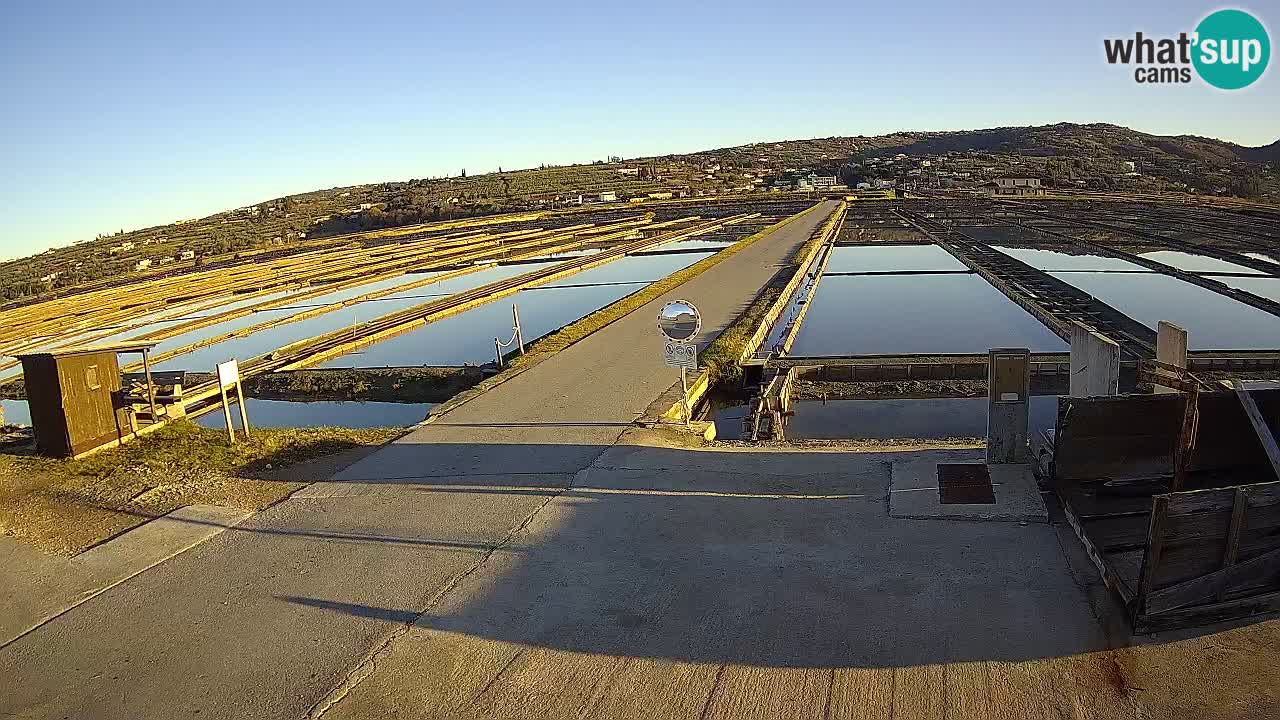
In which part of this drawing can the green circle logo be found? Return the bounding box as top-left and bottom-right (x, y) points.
(1193, 9), (1270, 89)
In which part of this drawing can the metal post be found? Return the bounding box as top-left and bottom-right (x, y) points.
(141, 349), (159, 422)
(494, 338), (504, 368)
(513, 304), (525, 355)
(680, 366), (690, 426)
(235, 378), (251, 438)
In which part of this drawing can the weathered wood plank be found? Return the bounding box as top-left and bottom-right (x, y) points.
(1060, 494), (1137, 601)
(1134, 496), (1170, 621)
(1219, 487), (1250, 601)
(1236, 384), (1280, 481)
(1053, 393), (1271, 482)
(1138, 589), (1280, 633)
(1162, 480), (1280, 517)
(1145, 546), (1280, 614)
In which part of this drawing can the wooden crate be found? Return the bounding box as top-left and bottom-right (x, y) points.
(1048, 391), (1280, 632)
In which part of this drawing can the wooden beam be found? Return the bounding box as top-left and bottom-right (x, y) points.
(1171, 387), (1200, 493)
(1133, 495), (1170, 623)
(1236, 383), (1280, 481)
(1217, 487), (1250, 602)
(1146, 545), (1280, 615)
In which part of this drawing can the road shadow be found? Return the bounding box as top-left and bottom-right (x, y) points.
(251, 437), (1270, 669)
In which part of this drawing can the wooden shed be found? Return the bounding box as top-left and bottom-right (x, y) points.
(15, 342), (159, 458)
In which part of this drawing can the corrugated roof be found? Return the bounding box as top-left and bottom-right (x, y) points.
(14, 341), (159, 359)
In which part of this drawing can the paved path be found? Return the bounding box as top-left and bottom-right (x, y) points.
(319, 444), (1118, 720)
(0, 201), (839, 719)
(3, 197), (1274, 718)
(330, 200), (840, 482)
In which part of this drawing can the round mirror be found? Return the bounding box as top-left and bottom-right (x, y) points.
(657, 300), (701, 341)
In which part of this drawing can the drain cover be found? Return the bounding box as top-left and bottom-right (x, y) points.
(937, 464), (996, 504)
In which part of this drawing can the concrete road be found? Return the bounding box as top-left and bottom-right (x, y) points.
(318, 443), (1118, 719)
(0, 202), (840, 719)
(4, 197), (1272, 718)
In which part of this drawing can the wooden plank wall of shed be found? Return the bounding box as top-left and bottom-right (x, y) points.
(20, 354), (70, 456)
(1054, 393), (1270, 484)
(55, 352), (127, 456)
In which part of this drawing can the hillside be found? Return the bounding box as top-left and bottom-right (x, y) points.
(4, 122), (1277, 306)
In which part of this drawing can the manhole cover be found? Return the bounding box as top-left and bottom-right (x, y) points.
(937, 464), (995, 504)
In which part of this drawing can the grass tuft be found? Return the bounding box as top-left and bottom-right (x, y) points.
(0, 420), (399, 555)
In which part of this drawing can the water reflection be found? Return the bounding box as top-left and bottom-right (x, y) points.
(1, 399), (30, 426)
(786, 396), (1059, 440)
(154, 265), (534, 372)
(317, 252), (712, 368)
(992, 246), (1148, 273)
(712, 396), (1059, 441)
(1217, 276), (1280, 304)
(194, 399), (430, 430)
(790, 274), (1067, 355)
(825, 245), (965, 273)
(1138, 250), (1266, 276)
(1050, 272), (1280, 350)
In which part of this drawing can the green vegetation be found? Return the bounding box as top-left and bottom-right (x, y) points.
(69, 422), (396, 477)
(0, 421), (399, 555)
(6, 122), (1276, 309)
(699, 204), (839, 384)
(246, 367), (484, 403)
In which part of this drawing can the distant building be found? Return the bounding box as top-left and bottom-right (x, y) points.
(813, 175), (837, 188)
(1122, 161), (1136, 172)
(158, 256), (176, 265)
(179, 250), (196, 261)
(647, 191), (673, 200)
(359, 203), (374, 211)
(134, 259), (152, 271)
(617, 168), (639, 176)
(597, 191), (617, 202)
(992, 177), (1044, 196)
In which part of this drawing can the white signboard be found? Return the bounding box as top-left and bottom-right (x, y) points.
(663, 340), (698, 369)
(216, 359), (240, 389)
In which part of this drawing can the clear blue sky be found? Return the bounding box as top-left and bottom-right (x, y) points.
(2, 0), (1277, 259)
